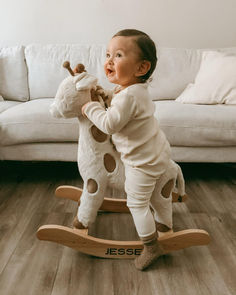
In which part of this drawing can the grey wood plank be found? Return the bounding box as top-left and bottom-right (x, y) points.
(0, 162), (235, 295)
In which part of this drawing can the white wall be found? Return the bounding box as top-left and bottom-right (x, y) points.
(1, 0), (236, 48)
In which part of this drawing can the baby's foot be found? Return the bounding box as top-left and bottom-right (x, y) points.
(72, 216), (87, 229)
(135, 233), (164, 271)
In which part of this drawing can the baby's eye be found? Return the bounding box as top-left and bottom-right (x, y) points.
(116, 53), (122, 57)
(106, 53), (110, 58)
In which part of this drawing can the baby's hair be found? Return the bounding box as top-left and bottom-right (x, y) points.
(113, 29), (157, 82)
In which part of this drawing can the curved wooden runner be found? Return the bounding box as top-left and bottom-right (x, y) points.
(37, 185), (209, 259)
(37, 226), (210, 259)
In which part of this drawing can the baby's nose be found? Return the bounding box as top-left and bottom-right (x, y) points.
(108, 56), (114, 64)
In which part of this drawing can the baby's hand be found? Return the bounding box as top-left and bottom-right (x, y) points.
(90, 87), (101, 102)
(91, 86), (110, 104)
(81, 102), (92, 117)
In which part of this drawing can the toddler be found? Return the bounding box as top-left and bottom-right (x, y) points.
(79, 29), (180, 270)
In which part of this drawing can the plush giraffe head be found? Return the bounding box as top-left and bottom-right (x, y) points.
(50, 61), (103, 118)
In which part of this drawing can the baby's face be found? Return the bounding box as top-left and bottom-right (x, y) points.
(104, 36), (143, 89)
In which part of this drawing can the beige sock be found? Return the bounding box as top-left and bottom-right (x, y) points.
(134, 232), (164, 271)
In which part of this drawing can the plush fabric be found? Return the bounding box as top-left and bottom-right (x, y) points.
(150, 47), (236, 101)
(154, 100), (236, 146)
(0, 100), (21, 113)
(25, 44), (113, 100)
(50, 72), (98, 118)
(149, 48), (203, 100)
(1, 44), (236, 163)
(0, 99), (79, 145)
(176, 51), (236, 104)
(1, 144), (236, 163)
(0, 143), (78, 161)
(171, 146), (236, 163)
(0, 46), (29, 101)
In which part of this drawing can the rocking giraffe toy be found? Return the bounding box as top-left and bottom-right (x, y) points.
(37, 62), (210, 259)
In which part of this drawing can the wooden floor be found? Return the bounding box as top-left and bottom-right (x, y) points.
(0, 161), (235, 295)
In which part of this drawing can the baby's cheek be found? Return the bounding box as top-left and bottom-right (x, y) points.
(104, 63), (108, 74)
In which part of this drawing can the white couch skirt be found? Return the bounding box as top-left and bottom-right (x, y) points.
(1, 143), (236, 163)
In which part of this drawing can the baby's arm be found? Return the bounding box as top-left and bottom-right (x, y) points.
(83, 92), (136, 135)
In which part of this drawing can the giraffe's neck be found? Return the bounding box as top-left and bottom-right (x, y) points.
(77, 115), (98, 149)
(78, 115), (93, 133)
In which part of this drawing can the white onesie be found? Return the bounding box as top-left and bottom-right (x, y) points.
(84, 83), (174, 237)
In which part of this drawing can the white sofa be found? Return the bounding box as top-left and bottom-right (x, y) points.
(0, 44), (236, 162)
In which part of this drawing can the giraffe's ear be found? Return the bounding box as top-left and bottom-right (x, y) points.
(75, 75), (98, 91)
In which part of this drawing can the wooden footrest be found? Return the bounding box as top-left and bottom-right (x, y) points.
(55, 185), (188, 214)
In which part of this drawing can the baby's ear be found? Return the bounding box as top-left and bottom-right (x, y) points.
(136, 60), (151, 77)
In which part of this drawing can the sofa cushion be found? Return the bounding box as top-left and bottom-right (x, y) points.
(0, 99), (79, 146)
(150, 47), (236, 101)
(176, 51), (236, 105)
(0, 100), (22, 113)
(154, 100), (236, 147)
(25, 44), (113, 100)
(0, 46), (29, 101)
(0, 143), (78, 161)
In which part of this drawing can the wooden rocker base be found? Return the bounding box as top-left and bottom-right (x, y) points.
(37, 185), (210, 259)
(37, 226), (210, 259)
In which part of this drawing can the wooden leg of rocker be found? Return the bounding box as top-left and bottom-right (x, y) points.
(37, 225), (210, 259)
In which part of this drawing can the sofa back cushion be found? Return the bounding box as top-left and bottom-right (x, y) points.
(25, 44), (236, 101)
(149, 47), (236, 100)
(25, 44), (113, 100)
(0, 46), (29, 101)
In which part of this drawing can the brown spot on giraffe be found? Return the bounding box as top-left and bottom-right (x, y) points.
(156, 222), (171, 232)
(161, 179), (175, 198)
(90, 125), (107, 142)
(104, 153), (116, 172)
(87, 178), (98, 193)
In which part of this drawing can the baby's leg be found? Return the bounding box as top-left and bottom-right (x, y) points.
(125, 166), (164, 270)
(127, 193), (156, 237)
(125, 166), (156, 237)
(150, 163), (177, 232)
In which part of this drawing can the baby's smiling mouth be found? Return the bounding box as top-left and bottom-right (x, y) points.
(107, 68), (114, 75)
